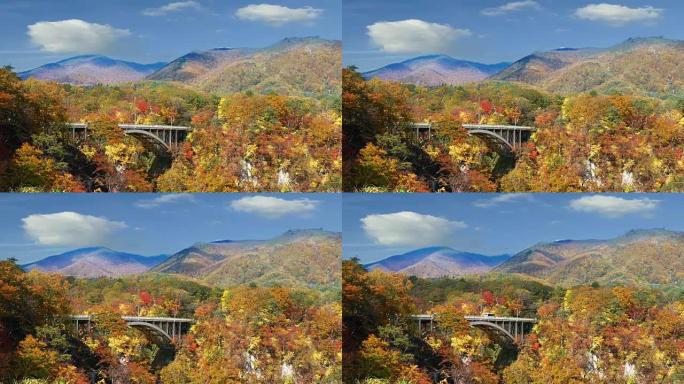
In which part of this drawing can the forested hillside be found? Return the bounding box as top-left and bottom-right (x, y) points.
(343, 67), (684, 192)
(1, 253), (342, 383)
(148, 37), (341, 99)
(496, 229), (684, 287)
(0, 61), (341, 192)
(342, 259), (684, 384)
(492, 37), (684, 98)
(153, 229), (342, 289)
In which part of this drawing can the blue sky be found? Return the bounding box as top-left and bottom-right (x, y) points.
(0, 193), (341, 264)
(344, 193), (683, 264)
(344, 0), (684, 71)
(0, 0), (341, 71)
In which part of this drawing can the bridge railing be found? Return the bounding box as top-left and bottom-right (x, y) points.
(70, 315), (194, 323)
(411, 314), (537, 323)
(464, 315), (537, 322)
(462, 124), (535, 131)
(68, 123), (193, 131)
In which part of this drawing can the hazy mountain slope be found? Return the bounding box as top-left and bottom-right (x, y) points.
(490, 48), (601, 84)
(19, 55), (166, 85)
(363, 55), (509, 86)
(492, 37), (684, 96)
(147, 37), (341, 98)
(145, 48), (250, 83)
(23, 247), (168, 278)
(365, 246), (510, 278)
(152, 229), (341, 288)
(495, 229), (684, 287)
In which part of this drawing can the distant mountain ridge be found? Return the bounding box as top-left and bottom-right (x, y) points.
(365, 246), (510, 278)
(490, 36), (684, 96)
(151, 229), (341, 288)
(19, 55), (166, 85)
(363, 55), (509, 86)
(147, 36), (341, 97)
(367, 228), (684, 287)
(20, 228), (340, 287)
(495, 228), (684, 287)
(17, 36), (341, 97)
(22, 247), (167, 278)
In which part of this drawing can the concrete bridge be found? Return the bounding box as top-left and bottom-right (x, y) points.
(410, 123), (535, 153)
(71, 315), (194, 348)
(412, 314), (537, 346)
(68, 123), (192, 156)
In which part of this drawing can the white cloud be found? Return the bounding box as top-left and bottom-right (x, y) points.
(361, 211), (467, 247)
(142, 1), (201, 16)
(367, 19), (471, 54)
(473, 193), (534, 208)
(135, 193), (196, 208)
(27, 19), (130, 54)
(575, 3), (662, 26)
(482, 1), (540, 16)
(235, 4), (322, 26)
(22, 212), (127, 246)
(569, 195), (659, 218)
(230, 196), (319, 218)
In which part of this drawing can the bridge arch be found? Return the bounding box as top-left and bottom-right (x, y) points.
(123, 130), (171, 156)
(468, 321), (515, 344)
(127, 321), (174, 347)
(68, 123), (192, 163)
(409, 123), (535, 157)
(467, 129), (514, 153)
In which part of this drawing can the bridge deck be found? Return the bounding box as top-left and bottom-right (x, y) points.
(68, 123), (192, 131)
(464, 315), (537, 322)
(412, 314), (536, 322)
(411, 123), (535, 131)
(463, 124), (535, 131)
(70, 315), (194, 323)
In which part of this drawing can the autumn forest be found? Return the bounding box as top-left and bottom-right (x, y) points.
(2, 0), (684, 383)
(343, 63), (684, 192)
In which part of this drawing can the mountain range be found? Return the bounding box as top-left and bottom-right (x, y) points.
(362, 37), (684, 97)
(495, 229), (684, 287)
(17, 37), (341, 98)
(18, 55), (166, 85)
(365, 246), (510, 278)
(153, 228), (341, 288)
(491, 36), (684, 96)
(149, 37), (341, 97)
(363, 55), (509, 86)
(367, 229), (684, 287)
(22, 229), (341, 289)
(22, 247), (167, 278)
